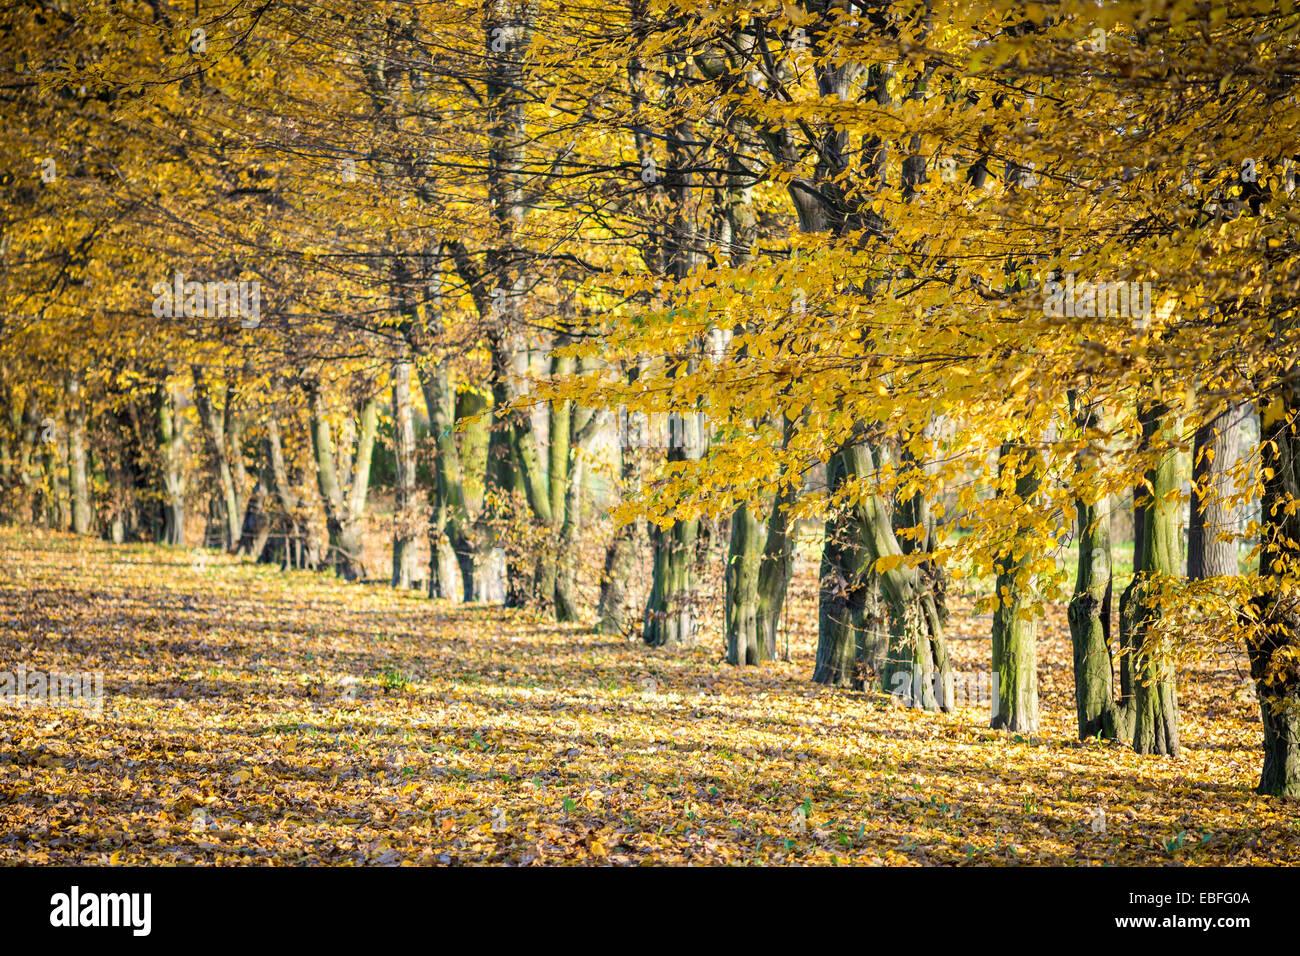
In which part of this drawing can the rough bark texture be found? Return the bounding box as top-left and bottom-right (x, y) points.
(554, 401), (603, 621)
(193, 370), (241, 549)
(726, 501), (764, 665)
(308, 381), (377, 582)
(155, 383), (185, 547)
(849, 442), (952, 712)
(1066, 395), (1119, 739)
(990, 445), (1042, 733)
(1252, 392), (1300, 796)
(755, 480), (796, 661)
(644, 515), (699, 647)
(1125, 404), (1182, 756)
(1189, 404), (1241, 580)
(597, 433), (640, 636)
(1069, 492), (1117, 738)
(390, 360), (418, 589)
(66, 375), (91, 535)
(814, 443), (950, 709)
(814, 503), (874, 686)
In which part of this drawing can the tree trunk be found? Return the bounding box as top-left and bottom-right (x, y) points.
(990, 444), (1042, 734)
(814, 504), (872, 686)
(1066, 394), (1118, 739)
(1251, 391), (1300, 796)
(262, 416), (300, 567)
(1125, 404), (1182, 756)
(155, 383), (185, 546)
(308, 382), (377, 581)
(1069, 491), (1118, 738)
(193, 370), (241, 549)
(1189, 404), (1241, 579)
(553, 454), (584, 622)
(597, 436), (640, 635)
(553, 402), (603, 622)
(726, 501), (764, 665)
(391, 360), (418, 588)
(236, 469), (270, 558)
(66, 375), (91, 534)
(548, 352), (572, 525)
(643, 516), (699, 647)
(227, 398), (248, 526)
(40, 420), (65, 529)
(845, 442), (952, 711)
(755, 480), (796, 661)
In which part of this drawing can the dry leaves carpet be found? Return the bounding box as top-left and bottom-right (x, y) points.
(1, 528), (1295, 865)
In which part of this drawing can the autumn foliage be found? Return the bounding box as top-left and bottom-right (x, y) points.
(2, 0), (1299, 868)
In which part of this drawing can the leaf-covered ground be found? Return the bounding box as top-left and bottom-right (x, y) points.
(0, 527), (1295, 866)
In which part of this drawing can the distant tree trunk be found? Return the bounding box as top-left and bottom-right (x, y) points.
(553, 453), (585, 622)
(453, 387), (497, 601)
(554, 402), (603, 622)
(642, 420), (702, 646)
(1121, 403), (1182, 756)
(67, 376), (91, 535)
(391, 360), (418, 589)
(846, 442), (952, 711)
(155, 383), (185, 546)
(755, 479), (796, 661)
(814, 501), (872, 686)
(227, 398), (248, 529)
(1067, 395), (1118, 739)
(597, 437), (640, 635)
(726, 500), (764, 665)
(644, 514), (699, 647)
(193, 369), (241, 549)
(307, 381), (377, 581)
(235, 467), (269, 558)
(1252, 391), (1300, 796)
(1189, 404), (1241, 579)
(263, 416), (310, 569)
(548, 352), (572, 525)
(40, 420), (66, 529)
(417, 363), (460, 598)
(990, 444), (1042, 734)
(12, 394), (40, 523)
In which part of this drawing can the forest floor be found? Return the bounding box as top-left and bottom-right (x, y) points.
(0, 526), (1295, 866)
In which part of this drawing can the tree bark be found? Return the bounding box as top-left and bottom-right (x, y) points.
(1067, 396), (1118, 739)
(263, 416), (311, 570)
(1252, 390), (1300, 796)
(554, 401), (604, 622)
(66, 374), (91, 534)
(814, 501), (874, 686)
(193, 369), (241, 549)
(391, 359), (418, 589)
(990, 444), (1042, 733)
(644, 514), (699, 647)
(597, 433), (640, 635)
(155, 383), (185, 546)
(1189, 403), (1241, 579)
(755, 479), (797, 661)
(1124, 403), (1182, 756)
(726, 500), (764, 665)
(850, 442), (952, 711)
(308, 381), (377, 581)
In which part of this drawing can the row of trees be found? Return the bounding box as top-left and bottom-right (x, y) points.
(2, 0), (1298, 796)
